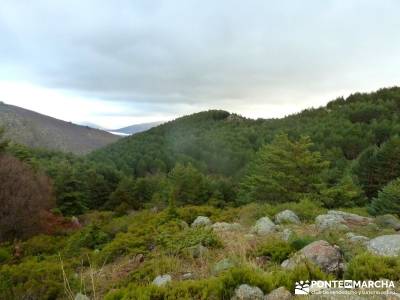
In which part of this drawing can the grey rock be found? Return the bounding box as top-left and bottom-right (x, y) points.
(213, 258), (234, 274)
(376, 214), (400, 231)
(345, 232), (369, 244)
(327, 210), (372, 225)
(251, 217), (277, 235)
(179, 220), (190, 229)
(152, 274), (172, 286)
(315, 214), (349, 231)
(231, 284), (264, 300)
(367, 235), (400, 256)
(316, 211), (372, 232)
(275, 210), (301, 224)
(281, 228), (294, 242)
(212, 222), (242, 232)
(264, 287), (292, 300)
(75, 293), (90, 300)
(191, 216), (212, 228)
(281, 240), (344, 274)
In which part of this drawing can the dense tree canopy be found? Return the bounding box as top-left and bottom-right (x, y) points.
(2, 87), (400, 220)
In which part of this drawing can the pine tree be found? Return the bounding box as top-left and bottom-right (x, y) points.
(321, 175), (366, 208)
(354, 136), (400, 198)
(169, 163), (210, 205)
(369, 177), (400, 216)
(54, 164), (88, 215)
(239, 134), (329, 203)
(109, 177), (140, 209)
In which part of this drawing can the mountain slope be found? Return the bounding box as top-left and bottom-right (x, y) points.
(0, 102), (120, 154)
(89, 87), (400, 178)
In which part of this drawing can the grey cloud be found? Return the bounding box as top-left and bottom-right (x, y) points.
(1, 0), (400, 117)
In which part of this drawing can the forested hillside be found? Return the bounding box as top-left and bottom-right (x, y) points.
(2, 87), (400, 299)
(3, 87), (400, 216)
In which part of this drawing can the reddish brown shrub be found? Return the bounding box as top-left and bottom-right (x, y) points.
(0, 155), (55, 241)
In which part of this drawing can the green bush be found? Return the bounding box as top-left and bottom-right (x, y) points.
(346, 252), (400, 280)
(127, 255), (181, 284)
(101, 215), (133, 237)
(22, 235), (66, 257)
(105, 264), (331, 300)
(0, 257), (77, 300)
(65, 225), (110, 256)
(289, 235), (316, 251)
(0, 247), (11, 264)
(176, 205), (220, 224)
(251, 237), (294, 263)
(158, 226), (222, 255)
(94, 231), (149, 266)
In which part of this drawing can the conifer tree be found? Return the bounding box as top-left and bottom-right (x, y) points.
(369, 177), (400, 216)
(239, 134), (329, 203)
(169, 163), (210, 205)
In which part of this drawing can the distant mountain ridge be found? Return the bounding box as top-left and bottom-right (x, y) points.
(114, 121), (164, 135)
(0, 102), (120, 154)
(79, 121), (164, 135)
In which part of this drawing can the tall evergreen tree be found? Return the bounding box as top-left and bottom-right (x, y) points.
(353, 136), (400, 198)
(169, 163), (210, 205)
(109, 177), (140, 209)
(239, 134), (329, 203)
(54, 164), (88, 215)
(369, 177), (400, 216)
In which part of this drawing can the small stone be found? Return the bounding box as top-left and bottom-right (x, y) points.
(231, 284), (264, 300)
(251, 217), (276, 235)
(315, 214), (349, 232)
(75, 293), (90, 300)
(345, 232), (369, 244)
(275, 210), (301, 224)
(264, 287), (292, 300)
(152, 274), (172, 286)
(213, 258), (234, 274)
(191, 216), (212, 228)
(281, 228), (294, 242)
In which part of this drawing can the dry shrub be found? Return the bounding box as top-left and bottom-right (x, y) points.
(0, 154), (55, 241)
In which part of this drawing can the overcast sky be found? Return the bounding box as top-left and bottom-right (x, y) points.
(0, 0), (399, 128)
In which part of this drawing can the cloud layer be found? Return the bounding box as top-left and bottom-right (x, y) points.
(1, 0), (400, 126)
